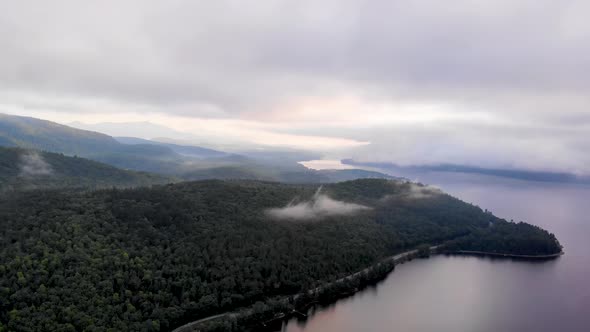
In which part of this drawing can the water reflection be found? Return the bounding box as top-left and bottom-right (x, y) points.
(284, 164), (590, 332)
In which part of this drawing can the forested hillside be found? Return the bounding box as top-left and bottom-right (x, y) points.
(181, 164), (398, 183)
(0, 114), (122, 154)
(0, 113), (186, 174)
(0, 114), (396, 183)
(0, 147), (172, 191)
(0, 179), (561, 331)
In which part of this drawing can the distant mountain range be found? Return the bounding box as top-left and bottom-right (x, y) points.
(68, 120), (195, 141)
(0, 113), (186, 173)
(0, 113), (396, 187)
(180, 164), (399, 183)
(343, 159), (590, 184)
(12, 113), (582, 187)
(1, 114), (125, 155)
(115, 136), (234, 159)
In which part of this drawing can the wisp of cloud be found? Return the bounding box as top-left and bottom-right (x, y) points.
(19, 151), (53, 177)
(404, 182), (442, 199)
(266, 186), (371, 221)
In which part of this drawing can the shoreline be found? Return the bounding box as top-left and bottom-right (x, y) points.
(172, 247), (425, 332)
(172, 246), (562, 332)
(447, 250), (564, 259)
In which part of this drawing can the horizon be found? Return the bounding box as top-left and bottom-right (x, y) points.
(1, 1), (589, 175)
(0, 113), (590, 184)
(3, 111), (590, 182)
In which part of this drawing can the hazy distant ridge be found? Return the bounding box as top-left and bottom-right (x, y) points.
(343, 159), (590, 184)
(0, 114), (397, 184)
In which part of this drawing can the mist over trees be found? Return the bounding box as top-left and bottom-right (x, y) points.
(0, 179), (560, 331)
(0, 147), (172, 192)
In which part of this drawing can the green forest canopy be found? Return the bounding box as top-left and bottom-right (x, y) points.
(0, 179), (561, 331)
(0, 147), (172, 191)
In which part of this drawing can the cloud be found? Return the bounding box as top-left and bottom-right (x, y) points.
(344, 120), (590, 175)
(1, 1), (589, 173)
(2, 0), (589, 115)
(403, 182), (442, 199)
(19, 151), (53, 177)
(377, 182), (442, 202)
(266, 187), (371, 221)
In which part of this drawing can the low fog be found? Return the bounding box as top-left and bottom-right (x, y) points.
(266, 187), (370, 221)
(404, 182), (442, 199)
(19, 151), (53, 176)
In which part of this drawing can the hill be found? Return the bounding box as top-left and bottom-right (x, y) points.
(1, 114), (396, 184)
(0, 179), (561, 331)
(1, 113), (131, 155)
(69, 121), (194, 141)
(0, 147), (172, 191)
(343, 159), (590, 184)
(0, 113), (186, 173)
(180, 164), (399, 183)
(316, 168), (399, 182)
(115, 137), (231, 159)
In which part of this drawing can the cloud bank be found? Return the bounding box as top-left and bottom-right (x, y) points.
(19, 152), (53, 176)
(1, 1), (589, 173)
(266, 187), (370, 221)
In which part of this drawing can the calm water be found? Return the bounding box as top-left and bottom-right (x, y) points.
(286, 161), (590, 332)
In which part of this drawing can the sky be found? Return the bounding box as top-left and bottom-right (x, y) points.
(1, 1), (589, 174)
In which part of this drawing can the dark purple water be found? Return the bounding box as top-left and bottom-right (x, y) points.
(283, 171), (590, 332)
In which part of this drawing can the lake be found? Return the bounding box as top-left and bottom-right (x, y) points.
(286, 161), (590, 332)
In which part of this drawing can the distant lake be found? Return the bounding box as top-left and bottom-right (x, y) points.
(289, 161), (590, 332)
(298, 160), (357, 170)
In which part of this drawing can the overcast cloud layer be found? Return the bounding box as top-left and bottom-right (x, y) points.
(1, 1), (589, 173)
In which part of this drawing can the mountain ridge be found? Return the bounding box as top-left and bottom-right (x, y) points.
(0, 113), (403, 184)
(0, 146), (173, 192)
(343, 159), (590, 184)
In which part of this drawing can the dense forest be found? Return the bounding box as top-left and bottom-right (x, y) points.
(0, 147), (172, 192)
(444, 220), (562, 255)
(0, 179), (561, 331)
